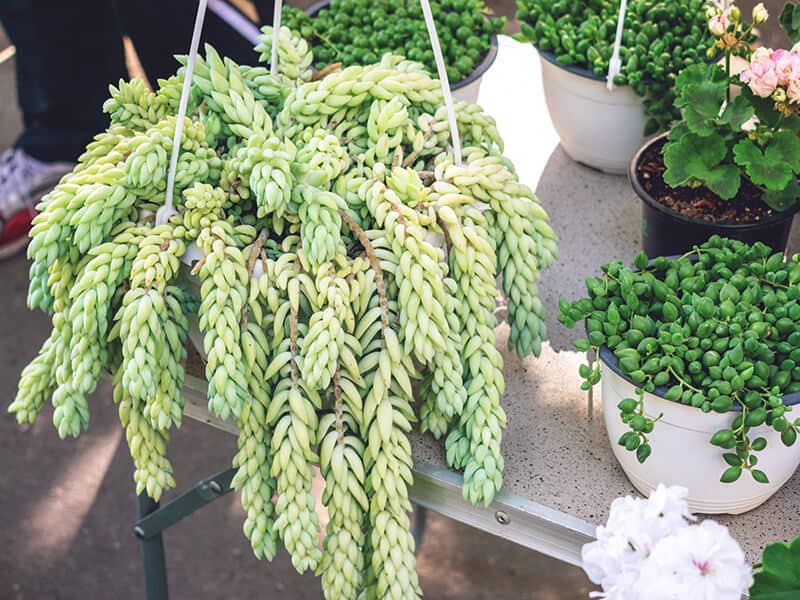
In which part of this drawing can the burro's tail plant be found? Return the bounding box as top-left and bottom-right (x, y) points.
(663, 2), (800, 211)
(559, 236), (800, 484)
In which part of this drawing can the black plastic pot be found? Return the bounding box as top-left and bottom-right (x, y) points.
(631, 133), (800, 257)
(304, 0), (498, 90)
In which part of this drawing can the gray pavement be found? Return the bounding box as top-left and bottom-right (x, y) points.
(0, 10), (593, 600)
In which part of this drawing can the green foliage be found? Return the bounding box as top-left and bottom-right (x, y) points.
(751, 535), (800, 598)
(733, 132), (800, 192)
(663, 131), (740, 199)
(664, 61), (800, 211)
(780, 1), (800, 43)
(513, 0), (714, 134)
(281, 0), (504, 84)
(11, 39), (558, 600)
(559, 236), (800, 484)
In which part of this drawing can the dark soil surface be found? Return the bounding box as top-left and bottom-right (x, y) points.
(636, 137), (776, 225)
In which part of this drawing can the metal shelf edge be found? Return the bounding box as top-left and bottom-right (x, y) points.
(181, 373), (596, 565)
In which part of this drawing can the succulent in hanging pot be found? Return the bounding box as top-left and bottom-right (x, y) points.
(280, 0), (504, 102)
(560, 236), (800, 514)
(9, 25), (559, 600)
(632, 2), (800, 256)
(513, 0), (715, 173)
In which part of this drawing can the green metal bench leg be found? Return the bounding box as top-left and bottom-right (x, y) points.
(136, 493), (169, 600)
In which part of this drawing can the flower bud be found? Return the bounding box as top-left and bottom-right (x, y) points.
(709, 14), (729, 37)
(773, 87), (787, 102)
(728, 6), (741, 21)
(752, 2), (769, 24)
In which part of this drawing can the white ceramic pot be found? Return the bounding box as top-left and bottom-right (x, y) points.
(450, 35), (498, 104)
(539, 51), (647, 175)
(601, 358), (800, 514)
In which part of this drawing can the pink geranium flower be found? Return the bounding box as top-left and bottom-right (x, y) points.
(741, 47), (779, 97)
(771, 49), (800, 86)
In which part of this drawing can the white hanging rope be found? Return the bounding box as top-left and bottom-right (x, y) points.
(157, 0), (209, 225)
(419, 0), (462, 165)
(270, 0), (282, 77)
(606, 0), (628, 91)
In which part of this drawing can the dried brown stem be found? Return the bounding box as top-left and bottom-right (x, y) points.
(190, 255), (206, 276)
(401, 119), (435, 168)
(312, 62), (343, 81)
(333, 367), (344, 445)
(290, 304), (299, 385)
(339, 210), (389, 331)
(241, 231), (267, 328)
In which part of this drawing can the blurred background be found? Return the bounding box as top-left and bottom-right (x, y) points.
(0, 1), (788, 599)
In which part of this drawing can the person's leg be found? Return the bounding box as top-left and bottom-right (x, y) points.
(117, 0), (261, 83)
(0, 0), (126, 162)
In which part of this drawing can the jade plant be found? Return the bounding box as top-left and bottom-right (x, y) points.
(513, 0), (715, 134)
(281, 0), (505, 84)
(663, 2), (800, 211)
(559, 236), (800, 484)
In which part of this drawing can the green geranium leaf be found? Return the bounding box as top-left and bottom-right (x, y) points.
(675, 64), (727, 136)
(771, 131), (800, 173)
(747, 90), (784, 128)
(667, 122), (690, 142)
(675, 64), (721, 104)
(763, 179), (800, 212)
(750, 536), (800, 599)
(719, 95), (755, 131)
(733, 138), (794, 191)
(703, 164), (741, 200)
(664, 132), (737, 198)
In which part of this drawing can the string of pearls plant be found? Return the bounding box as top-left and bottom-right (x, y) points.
(10, 26), (558, 600)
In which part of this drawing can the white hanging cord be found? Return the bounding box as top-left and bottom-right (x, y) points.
(606, 0), (627, 91)
(156, 0), (209, 225)
(270, 0), (283, 77)
(419, 0), (462, 165)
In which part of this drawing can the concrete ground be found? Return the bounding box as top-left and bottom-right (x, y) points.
(0, 6), (595, 600)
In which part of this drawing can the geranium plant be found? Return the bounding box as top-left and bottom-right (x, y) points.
(663, 2), (800, 211)
(559, 236), (800, 483)
(582, 484), (752, 599)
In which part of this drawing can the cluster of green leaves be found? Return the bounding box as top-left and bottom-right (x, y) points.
(513, 0), (713, 134)
(780, 1), (800, 44)
(750, 535), (800, 598)
(664, 63), (800, 211)
(281, 0), (505, 84)
(559, 236), (800, 484)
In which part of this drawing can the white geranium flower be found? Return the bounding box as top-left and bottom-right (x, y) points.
(643, 484), (694, 536)
(583, 487), (694, 598)
(632, 521), (752, 600)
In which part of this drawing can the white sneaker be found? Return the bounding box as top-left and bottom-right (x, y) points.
(0, 148), (73, 259)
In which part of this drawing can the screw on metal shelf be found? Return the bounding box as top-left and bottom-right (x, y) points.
(209, 480), (223, 494)
(133, 525), (146, 539)
(495, 511), (510, 525)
